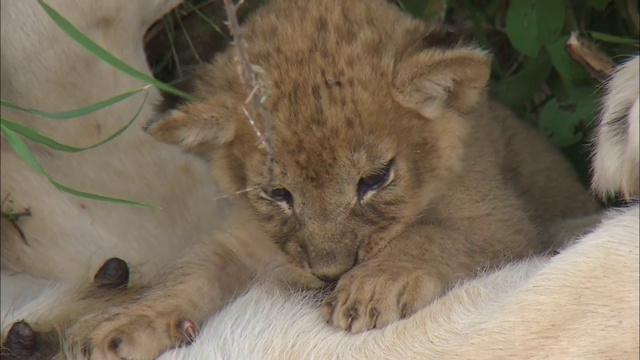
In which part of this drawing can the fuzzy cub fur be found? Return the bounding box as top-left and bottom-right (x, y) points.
(162, 55), (640, 360)
(148, 0), (597, 332)
(1, 0), (601, 359)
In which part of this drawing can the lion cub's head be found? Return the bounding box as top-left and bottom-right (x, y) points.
(146, 0), (490, 283)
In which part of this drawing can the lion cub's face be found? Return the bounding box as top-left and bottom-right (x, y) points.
(240, 97), (441, 282)
(147, 0), (490, 283)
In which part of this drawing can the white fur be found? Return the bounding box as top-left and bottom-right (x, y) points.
(592, 56), (640, 199)
(1, 1), (638, 359)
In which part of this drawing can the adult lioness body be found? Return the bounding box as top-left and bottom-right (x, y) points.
(2, 1), (626, 359)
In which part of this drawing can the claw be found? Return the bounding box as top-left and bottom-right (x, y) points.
(4, 321), (36, 359)
(179, 319), (197, 344)
(94, 257), (130, 289)
(108, 337), (122, 353)
(346, 307), (358, 331)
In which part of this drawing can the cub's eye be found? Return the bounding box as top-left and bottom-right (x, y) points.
(358, 160), (393, 198)
(269, 187), (293, 205)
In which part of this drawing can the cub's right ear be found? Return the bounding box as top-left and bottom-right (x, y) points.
(144, 94), (238, 156)
(392, 45), (491, 117)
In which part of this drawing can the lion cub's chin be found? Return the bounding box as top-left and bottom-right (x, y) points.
(273, 262), (329, 290)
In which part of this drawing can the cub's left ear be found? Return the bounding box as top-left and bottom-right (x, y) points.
(392, 47), (491, 116)
(144, 94), (239, 158)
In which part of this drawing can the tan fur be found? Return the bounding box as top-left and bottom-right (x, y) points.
(1, 0), (613, 359)
(163, 55), (639, 360)
(146, 0), (597, 335)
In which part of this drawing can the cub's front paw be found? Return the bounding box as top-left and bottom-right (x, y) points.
(322, 262), (444, 333)
(63, 304), (197, 360)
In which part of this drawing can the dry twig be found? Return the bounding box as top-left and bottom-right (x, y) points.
(1, 193), (31, 245)
(212, 186), (260, 201)
(223, 0), (276, 186)
(566, 32), (615, 82)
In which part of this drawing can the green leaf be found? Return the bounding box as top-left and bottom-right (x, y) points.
(546, 69), (570, 102)
(1, 123), (152, 207)
(538, 99), (584, 147)
(0, 90), (148, 152)
(466, 0), (491, 49)
(37, 0), (193, 101)
(423, 0), (449, 23)
(587, 0), (612, 10)
(506, 0), (566, 57)
(496, 54), (553, 109)
(398, 0), (429, 18)
(538, 86), (600, 147)
(589, 31), (640, 46)
(569, 85), (602, 128)
(1, 87), (147, 120)
(546, 36), (590, 80)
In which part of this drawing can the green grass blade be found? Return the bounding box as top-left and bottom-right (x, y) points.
(37, 0), (194, 100)
(2, 119), (84, 152)
(0, 87), (147, 120)
(1, 123), (152, 207)
(1, 122), (47, 174)
(0, 91), (149, 153)
(589, 31), (640, 46)
(49, 180), (152, 207)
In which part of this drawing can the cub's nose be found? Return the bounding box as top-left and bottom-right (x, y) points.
(313, 271), (347, 284)
(313, 269), (348, 283)
(309, 257), (357, 283)
(304, 245), (357, 283)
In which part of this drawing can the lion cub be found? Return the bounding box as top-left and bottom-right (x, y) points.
(149, 0), (599, 329)
(60, 0), (597, 358)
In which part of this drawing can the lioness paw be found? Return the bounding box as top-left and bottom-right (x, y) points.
(322, 262), (444, 333)
(64, 306), (196, 360)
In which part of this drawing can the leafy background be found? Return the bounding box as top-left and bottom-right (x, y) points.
(145, 0), (639, 186)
